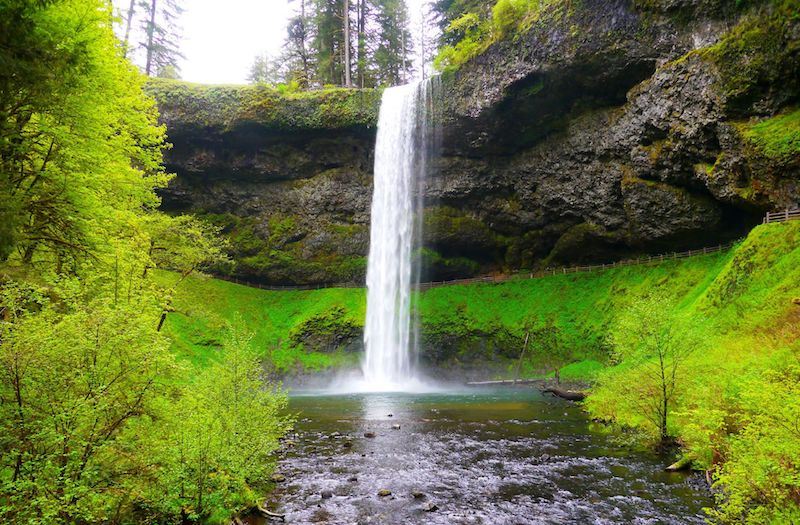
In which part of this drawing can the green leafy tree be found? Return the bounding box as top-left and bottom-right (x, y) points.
(148, 326), (294, 523)
(0, 280), (177, 524)
(606, 294), (695, 444)
(0, 0), (171, 272)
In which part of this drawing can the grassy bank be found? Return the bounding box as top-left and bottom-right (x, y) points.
(160, 230), (737, 377)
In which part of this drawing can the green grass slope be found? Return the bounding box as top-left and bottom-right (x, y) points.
(161, 222), (797, 380)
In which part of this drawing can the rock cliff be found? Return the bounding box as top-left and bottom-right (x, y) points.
(152, 0), (799, 284)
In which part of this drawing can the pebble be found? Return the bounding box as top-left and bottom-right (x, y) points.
(412, 491), (425, 499)
(270, 473), (286, 483)
(364, 431), (376, 438)
(392, 424), (401, 430)
(321, 490), (333, 499)
(378, 489), (392, 497)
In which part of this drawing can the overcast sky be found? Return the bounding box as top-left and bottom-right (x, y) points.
(115, 0), (429, 85)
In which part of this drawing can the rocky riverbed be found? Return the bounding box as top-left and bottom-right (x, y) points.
(257, 388), (710, 524)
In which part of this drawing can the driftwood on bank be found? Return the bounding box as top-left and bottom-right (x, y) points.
(541, 386), (587, 401)
(466, 378), (542, 386)
(257, 505), (286, 521)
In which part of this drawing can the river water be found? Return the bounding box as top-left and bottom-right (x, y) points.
(264, 388), (710, 524)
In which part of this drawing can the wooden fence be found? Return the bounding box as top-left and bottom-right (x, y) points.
(208, 209), (797, 293)
(212, 241), (738, 292)
(417, 241), (738, 290)
(764, 208), (800, 224)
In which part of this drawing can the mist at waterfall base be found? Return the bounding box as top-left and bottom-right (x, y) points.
(333, 80), (439, 394)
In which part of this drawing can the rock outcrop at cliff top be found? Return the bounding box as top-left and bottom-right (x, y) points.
(153, 0), (799, 284)
(151, 80), (381, 284)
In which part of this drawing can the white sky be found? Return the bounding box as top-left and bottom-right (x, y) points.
(115, 0), (429, 85)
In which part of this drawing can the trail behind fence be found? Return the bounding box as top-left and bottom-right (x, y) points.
(210, 210), (798, 292)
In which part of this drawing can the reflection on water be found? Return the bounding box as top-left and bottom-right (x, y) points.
(265, 389), (710, 524)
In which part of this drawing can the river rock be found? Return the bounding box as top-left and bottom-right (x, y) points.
(271, 473), (286, 483)
(378, 489), (392, 497)
(412, 491), (425, 499)
(424, 503), (439, 512)
(364, 431), (376, 438)
(321, 490), (333, 499)
(391, 424), (400, 430)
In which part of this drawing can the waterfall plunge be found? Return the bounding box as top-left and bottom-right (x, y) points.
(361, 80), (434, 391)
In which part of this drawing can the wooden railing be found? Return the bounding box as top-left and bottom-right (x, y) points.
(764, 208), (800, 224)
(210, 241), (738, 292)
(418, 241), (738, 290)
(206, 209), (797, 292)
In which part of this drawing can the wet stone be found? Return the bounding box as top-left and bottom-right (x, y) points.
(392, 424), (401, 430)
(321, 490), (333, 499)
(378, 489), (392, 497)
(424, 503), (439, 512)
(364, 431), (376, 438)
(270, 473), (286, 483)
(412, 491), (425, 499)
(348, 476), (358, 482)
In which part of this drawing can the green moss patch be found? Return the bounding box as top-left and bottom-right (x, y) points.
(146, 78), (382, 131)
(742, 108), (800, 165)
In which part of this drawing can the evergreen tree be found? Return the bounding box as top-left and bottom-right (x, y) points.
(373, 0), (414, 85)
(280, 0), (413, 88)
(140, 0), (184, 76)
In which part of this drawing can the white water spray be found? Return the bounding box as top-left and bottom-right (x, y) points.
(361, 80), (434, 391)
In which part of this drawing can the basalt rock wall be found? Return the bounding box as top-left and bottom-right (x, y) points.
(153, 0), (799, 284)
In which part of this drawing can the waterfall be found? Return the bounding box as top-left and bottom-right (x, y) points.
(362, 79), (435, 390)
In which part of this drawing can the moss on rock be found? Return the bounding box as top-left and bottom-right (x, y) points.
(146, 78), (382, 131)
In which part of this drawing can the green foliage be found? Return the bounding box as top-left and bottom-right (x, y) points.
(0, 279), (174, 524)
(706, 358), (800, 524)
(146, 78), (382, 131)
(144, 326), (294, 523)
(0, 0), (171, 271)
(434, 13), (491, 71)
(0, 1), (292, 523)
(155, 271), (366, 370)
(588, 221), (800, 522)
(741, 108), (800, 164)
(492, 0), (542, 37)
(433, 0), (555, 71)
(592, 294), (697, 443)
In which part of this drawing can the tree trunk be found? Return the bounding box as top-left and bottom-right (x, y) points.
(123, 0), (136, 58)
(300, 0), (309, 87)
(145, 0), (158, 76)
(357, 0), (366, 88)
(343, 0), (351, 87)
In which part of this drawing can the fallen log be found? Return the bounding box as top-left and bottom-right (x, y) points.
(466, 378), (541, 385)
(665, 456), (694, 472)
(541, 386), (587, 401)
(257, 505), (286, 521)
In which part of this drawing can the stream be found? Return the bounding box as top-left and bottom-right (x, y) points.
(264, 388), (711, 524)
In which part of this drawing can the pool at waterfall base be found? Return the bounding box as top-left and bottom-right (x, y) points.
(263, 388), (711, 524)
